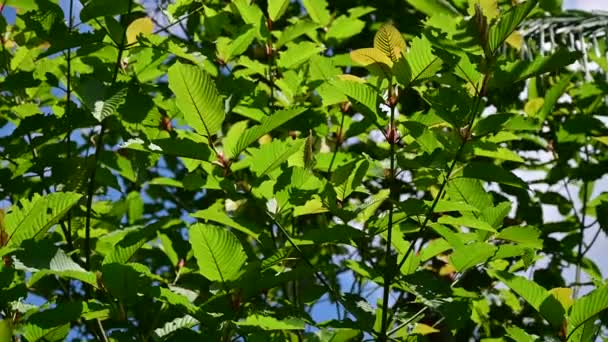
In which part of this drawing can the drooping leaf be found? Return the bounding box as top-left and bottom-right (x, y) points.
(496, 226), (543, 249)
(168, 61), (225, 138)
(488, 0), (538, 53)
(490, 270), (565, 327)
(461, 162), (528, 189)
(567, 284), (608, 339)
(189, 223), (247, 282)
(331, 79), (385, 124)
(5, 192), (82, 247)
(537, 73), (573, 124)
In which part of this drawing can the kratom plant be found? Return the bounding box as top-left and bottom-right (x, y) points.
(0, 0), (607, 341)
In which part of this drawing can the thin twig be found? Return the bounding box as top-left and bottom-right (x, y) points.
(395, 71), (490, 273)
(84, 0), (134, 271)
(574, 144), (590, 298)
(380, 84), (398, 341)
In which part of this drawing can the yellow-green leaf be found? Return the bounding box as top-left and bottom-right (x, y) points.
(126, 17), (154, 45)
(373, 23), (406, 61)
(350, 48), (393, 78)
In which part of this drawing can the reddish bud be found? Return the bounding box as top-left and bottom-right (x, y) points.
(386, 124), (399, 145)
(161, 116), (173, 132)
(117, 148), (129, 157)
(177, 258), (185, 269)
(387, 95), (398, 107)
(3, 256), (12, 268)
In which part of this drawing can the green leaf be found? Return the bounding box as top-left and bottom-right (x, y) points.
(537, 73), (572, 124)
(326, 14), (365, 42)
(490, 270), (565, 327)
(249, 139), (306, 177)
(80, 0), (139, 22)
(277, 42), (325, 69)
(235, 315), (306, 330)
(505, 325), (537, 342)
(191, 201), (262, 239)
(0, 320), (11, 342)
(488, 0), (538, 54)
(154, 315), (199, 339)
(493, 48), (581, 86)
(433, 200), (480, 213)
(405, 0), (459, 16)
(331, 78), (384, 124)
(438, 215), (497, 232)
(332, 159), (370, 202)
(216, 27), (257, 63)
(567, 284), (608, 339)
(231, 107), (307, 158)
(447, 178), (494, 210)
(189, 223), (247, 282)
(302, 0), (331, 26)
(5, 192), (82, 247)
(395, 34), (444, 87)
(373, 24), (406, 61)
(27, 247), (97, 288)
(92, 87), (128, 122)
(268, 0), (290, 21)
(450, 242), (496, 271)
(276, 21), (320, 48)
(496, 226), (542, 249)
(232, 0), (268, 38)
(22, 302), (85, 342)
(168, 61), (225, 138)
(126, 17), (154, 45)
(461, 162), (528, 189)
(102, 222), (163, 265)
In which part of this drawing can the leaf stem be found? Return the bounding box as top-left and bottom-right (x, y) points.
(380, 84), (398, 341)
(84, 0), (134, 271)
(64, 0), (75, 251)
(395, 72), (489, 274)
(574, 144), (590, 298)
(327, 111), (346, 175)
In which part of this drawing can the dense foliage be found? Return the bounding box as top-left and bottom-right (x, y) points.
(1, 0), (608, 340)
